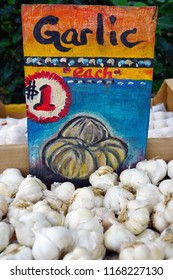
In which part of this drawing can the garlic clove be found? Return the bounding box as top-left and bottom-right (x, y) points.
(151, 202), (169, 233)
(91, 207), (117, 231)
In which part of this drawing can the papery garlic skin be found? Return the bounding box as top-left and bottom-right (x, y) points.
(68, 187), (96, 212)
(63, 247), (93, 260)
(159, 179), (173, 196)
(103, 186), (134, 215)
(32, 226), (73, 260)
(9, 212), (51, 247)
(104, 223), (136, 253)
(151, 202), (169, 233)
(65, 208), (103, 233)
(0, 221), (12, 252)
(119, 168), (150, 190)
(91, 207), (117, 230)
(164, 198), (173, 224)
(7, 200), (34, 220)
(0, 196), (8, 220)
(156, 224), (173, 259)
(119, 241), (164, 260)
(89, 166), (118, 192)
(0, 243), (33, 260)
(137, 229), (160, 242)
(0, 168), (24, 189)
(50, 181), (75, 203)
(168, 160), (173, 178)
(12, 175), (46, 204)
(136, 159), (167, 185)
(72, 229), (106, 259)
(135, 183), (163, 213)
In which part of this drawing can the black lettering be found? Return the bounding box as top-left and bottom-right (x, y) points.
(96, 13), (104, 45)
(80, 28), (93, 45)
(120, 28), (144, 48)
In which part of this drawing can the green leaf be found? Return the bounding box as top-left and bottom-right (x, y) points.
(0, 40), (10, 48)
(109, 0), (127, 6)
(157, 15), (173, 30)
(134, 2), (147, 6)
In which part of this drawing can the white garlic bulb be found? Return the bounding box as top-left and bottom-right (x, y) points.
(0, 221), (13, 252)
(119, 241), (164, 260)
(0, 168), (24, 188)
(7, 200), (34, 220)
(0, 243), (33, 260)
(89, 165), (118, 191)
(118, 201), (150, 235)
(65, 208), (103, 233)
(151, 202), (169, 233)
(159, 178), (173, 196)
(164, 197), (173, 224)
(68, 187), (96, 212)
(135, 183), (163, 213)
(9, 212), (51, 247)
(168, 160), (173, 178)
(50, 181), (75, 203)
(91, 207), (117, 230)
(103, 186), (134, 215)
(72, 229), (106, 259)
(0, 196), (8, 220)
(32, 226), (73, 260)
(63, 247), (93, 260)
(156, 224), (173, 259)
(137, 228), (160, 242)
(119, 168), (150, 190)
(104, 223), (136, 253)
(5, 125), (27, 144)
(136, 159), (167, 185)
(12, 175), (46, 204)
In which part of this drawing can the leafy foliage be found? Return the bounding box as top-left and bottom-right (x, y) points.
(0, 0), (172, 103)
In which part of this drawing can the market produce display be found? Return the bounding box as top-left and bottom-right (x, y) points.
(0, 159), (173, 260)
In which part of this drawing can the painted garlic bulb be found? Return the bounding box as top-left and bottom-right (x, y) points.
(33, 200), (65, 226)
(65, 208), (103, 233)
(12, 175), (47, 204)
(50, 181), (75, 203)
(136, 159), (167, 185)
(118, 200), (150, 235)
(89, 165), (119, 192)
(119, 168), (150, 190)
(0, 243), (33, 260)
(63, 247), (93, 260)
(103, 186), (134, 215)
(0, 221), (13, 252)
(119, 241), (164, 260)
(104, 223), (136, 253)
(32, 226), (73, 260)
(168, 160), (173, 178)
(72, 229), (106, 260)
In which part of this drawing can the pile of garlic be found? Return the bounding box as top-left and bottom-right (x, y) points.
(0, 159), (173, 260)
(0, 117), (27, 145)
(148, 103), (173, 138)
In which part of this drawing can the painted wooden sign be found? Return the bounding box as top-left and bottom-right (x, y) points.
(21, 4), (157, 186)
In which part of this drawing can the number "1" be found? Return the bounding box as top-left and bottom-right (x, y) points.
(34, 84), (56, 111)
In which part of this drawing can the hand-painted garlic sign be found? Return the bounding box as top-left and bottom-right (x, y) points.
(21, 4), (157, 186)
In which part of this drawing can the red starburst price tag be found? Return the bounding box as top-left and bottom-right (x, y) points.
(25, 71), (71, 123)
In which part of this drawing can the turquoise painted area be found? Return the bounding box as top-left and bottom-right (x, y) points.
(27, 78), (152, 181)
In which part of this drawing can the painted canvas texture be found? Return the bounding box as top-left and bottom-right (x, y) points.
(21, 4), (157, 186)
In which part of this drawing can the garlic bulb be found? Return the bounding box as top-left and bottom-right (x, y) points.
(119, 168), (150, 190)
(159, 178), (173, 196)
(136, 159), (167, 185)
(65, 208), (103, 233)
(68, 187), (97, 212)
(9, 212), (51, 247)
(104, 223), (136, 253)
(156, 224), (173, 259)
(33, 200), (65, 226)
(50, 181), (75, 203)
(0, 168), (24, 188)
(63, 247), (93, 260)
(137, 228), (160, 242)
(118, 201), (150, 235)
(151, 202), (169, 232)
(0, 243), (33, 260)
(7, 200), (34, 220)
(135, 183), (163, 213)
(12, 175), (46, 204)
(89, 165), (119, 191)
(168, 160), (173, 178)
(164, 196), (173, 224)
(119, 241), (164, 260)
(32, 226), (73, 260)
(5, 125), (27, 144)
(72, 229), (106, 259)
(0, 221), (13, 252)
(103, 186), (134, 215)
(91, 207), (117, 230)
